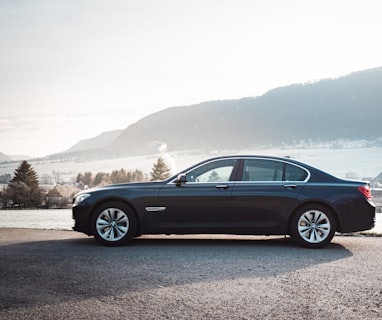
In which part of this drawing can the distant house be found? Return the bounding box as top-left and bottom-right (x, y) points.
(45, 186), (81, 209)
(372, 188), (382, 213)
(372, 172), (382, 213)
(375, 172), (382, 187)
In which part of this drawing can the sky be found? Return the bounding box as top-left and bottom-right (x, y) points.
(1, 0), (382, 157)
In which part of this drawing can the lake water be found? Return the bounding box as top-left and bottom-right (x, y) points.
(0, 209), (381, 234)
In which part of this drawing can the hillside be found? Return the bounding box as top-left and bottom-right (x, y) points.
(46, 66), (382, 159)
(106, 67), (382, 156)
(0, 152), (11, 162)
(65, 129), (123, 153)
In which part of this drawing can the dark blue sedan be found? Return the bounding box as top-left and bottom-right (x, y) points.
(72, 155), (376, 248)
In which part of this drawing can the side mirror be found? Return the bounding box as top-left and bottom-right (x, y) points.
(176, 174), (187, 186)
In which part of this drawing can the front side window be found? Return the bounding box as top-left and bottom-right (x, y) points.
(186, 159), (237, 183)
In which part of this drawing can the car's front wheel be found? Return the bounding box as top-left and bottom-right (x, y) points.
(290, 204), (336, 248)
(91, 202), (137, 246)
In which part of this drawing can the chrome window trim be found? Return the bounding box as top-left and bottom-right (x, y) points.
(168, 156), (311, 184)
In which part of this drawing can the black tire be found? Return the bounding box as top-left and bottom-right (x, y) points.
(90, 201), (137, 246)
(290, 204), (336, 248)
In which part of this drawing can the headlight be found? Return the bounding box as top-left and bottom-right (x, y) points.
(73, 193), (91, 207)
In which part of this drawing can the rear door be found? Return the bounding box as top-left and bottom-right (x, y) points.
(230, 158), (308, 232)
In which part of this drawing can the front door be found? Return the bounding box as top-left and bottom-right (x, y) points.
(157, 158), (238, 233)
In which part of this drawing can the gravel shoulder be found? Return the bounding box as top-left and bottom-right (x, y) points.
(1, 229), (381, 320)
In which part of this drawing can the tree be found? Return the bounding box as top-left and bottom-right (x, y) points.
(75, 168), (148, 187)
(150, 157), (171, 181)
(6, 182), (30, 208)
(93, 172), (109, 186)
(7, 160), (42, 208)
(132, 169), (146, 182)
(76, 173), (84, 183)
(0, 185), (8, 209)
(83, 172), (92, 186)
(208, 170), (220, 182)
(76, 172), (92, 186)
(110, 169), (127, 184)
(11, 161), (39, 187)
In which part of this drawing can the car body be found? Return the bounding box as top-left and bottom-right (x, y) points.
(72, 155), (376, 248)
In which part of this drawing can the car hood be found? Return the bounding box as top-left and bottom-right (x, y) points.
(78, 181), (164, 194)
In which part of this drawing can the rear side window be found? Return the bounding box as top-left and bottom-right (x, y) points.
(241, 159), (308, 182)
(284, 164), (308, 181)
(242, 159), (283, 181)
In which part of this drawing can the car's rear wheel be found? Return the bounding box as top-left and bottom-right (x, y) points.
(91, 201), (137, 246)
(290, 204), (336, 248)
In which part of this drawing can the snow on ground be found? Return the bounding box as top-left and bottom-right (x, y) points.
(0, 147), (381, 183)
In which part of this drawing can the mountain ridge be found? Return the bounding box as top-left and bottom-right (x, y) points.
(103, 66), (382, 156)
(65, 129), (124, 153)
(2, 66), (381, 161)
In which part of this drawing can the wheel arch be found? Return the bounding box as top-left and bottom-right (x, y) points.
(288, 200), (341, 233)
(88, 197), (141, 236)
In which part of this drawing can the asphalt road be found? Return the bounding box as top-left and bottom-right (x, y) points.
(0, 229), (381, 320)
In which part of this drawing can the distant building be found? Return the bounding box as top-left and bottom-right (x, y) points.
(375, 172), (382, 187)
(371, 188), (382, 213)
(45, 185), (81, 208)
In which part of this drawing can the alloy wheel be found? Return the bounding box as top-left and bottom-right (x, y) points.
(297, 209), (331, 244)
(96, 207), (130, 242)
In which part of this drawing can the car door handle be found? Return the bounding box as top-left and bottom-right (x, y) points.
(284, 184), (297, 189)
(216, 184), (229, 189)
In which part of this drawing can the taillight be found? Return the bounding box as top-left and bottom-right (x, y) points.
(358, 185), (372, 200)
